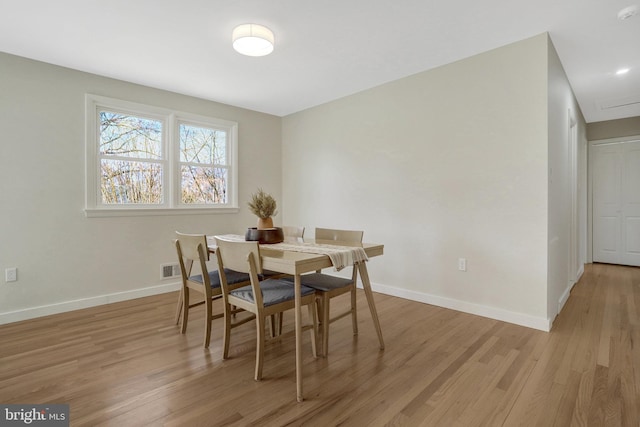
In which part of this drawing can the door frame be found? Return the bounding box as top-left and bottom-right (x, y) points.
(568, 111), (578, 284)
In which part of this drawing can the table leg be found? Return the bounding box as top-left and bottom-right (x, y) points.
(294, 274), (304, 402)
(357, 262), (385, 350)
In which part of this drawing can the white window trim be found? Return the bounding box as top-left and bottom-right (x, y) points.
(85, 94), (239, 217)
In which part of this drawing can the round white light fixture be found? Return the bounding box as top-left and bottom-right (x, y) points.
(232, 24), (274, 57)
(616, 68), (630, 75)
(617, 5), (638, 20)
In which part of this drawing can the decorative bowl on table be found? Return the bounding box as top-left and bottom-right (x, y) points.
(245, 227), (284, 244)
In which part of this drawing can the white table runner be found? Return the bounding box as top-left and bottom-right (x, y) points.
(213, 234), (368, 271)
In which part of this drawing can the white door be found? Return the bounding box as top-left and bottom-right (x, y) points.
(592, 139), (640, 267)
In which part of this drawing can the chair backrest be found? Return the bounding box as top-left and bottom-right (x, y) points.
(315, 228), (363, 277)
(175, 232), (210, 262)
(282, 225), (305, 242)
(175, 231), (212, 295)
(214, 238), (263, 275)
(316, 228), (363, 280)
(315, 227), (363, 243)
(214, 237), (264, 307)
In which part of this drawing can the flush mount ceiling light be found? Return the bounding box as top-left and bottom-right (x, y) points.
(617, 5), (638, 20)
(616, 68), (630, 75)
(232, 24), (274, 57)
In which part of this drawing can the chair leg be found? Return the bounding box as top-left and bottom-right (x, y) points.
(222, 302), (232, 359)
(307, 302), (318, 358)
(322, 294), (330, 357)
(269, 315), (277, 338)
(203, 296), (213, 348)
(269, 312), (283, 337)
(255, 316), (266, 381)
(174, 288), (183, 325)
(180, 288), (189, 334)
(316, 297), (323, 326)
(351, 285), (358, 335)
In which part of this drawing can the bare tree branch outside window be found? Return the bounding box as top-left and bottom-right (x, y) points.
(95, 107), (231, 208)
(99, 112), (163, 204)
(179, 123), (228, 204)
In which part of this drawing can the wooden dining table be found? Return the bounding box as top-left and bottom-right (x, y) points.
(207, 235), (385, 402)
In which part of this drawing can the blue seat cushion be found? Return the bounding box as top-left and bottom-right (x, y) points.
(190, 269), (250, 288)
(230, 279), (315, 307)
(282, 273), (353, 292)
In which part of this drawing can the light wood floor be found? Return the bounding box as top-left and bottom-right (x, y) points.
(1, 263), (638, 426)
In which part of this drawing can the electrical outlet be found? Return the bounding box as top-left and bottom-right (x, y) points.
(5, 267), (17, 282)
(458, 258), (467, 272)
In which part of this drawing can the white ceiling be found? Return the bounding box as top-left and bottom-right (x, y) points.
(1, 0), (639, 122)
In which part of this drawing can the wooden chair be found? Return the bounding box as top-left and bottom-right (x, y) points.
(282, 225), (305, 242)
(315, 227), (362, 243)
(286, 227), (364, 356)
(267, 225), (305, 332)
(214, 237), (318, 380)
(174, 232), (251, 348)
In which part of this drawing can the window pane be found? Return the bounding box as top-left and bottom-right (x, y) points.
(181, 165), (227, 204)
(180, 124), (226, 164)
(100, 111), (162, 159)
(101, 159), (163, 204)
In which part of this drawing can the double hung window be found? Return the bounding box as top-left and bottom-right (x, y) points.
(85, 95), (238, 216)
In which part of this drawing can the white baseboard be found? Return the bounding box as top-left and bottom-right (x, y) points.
(0, 282), (180, 325)
(358, 281), (551, 332)
(2, 278), (553, 332)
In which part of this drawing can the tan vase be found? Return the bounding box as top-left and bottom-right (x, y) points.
(257, 217), (274, 230)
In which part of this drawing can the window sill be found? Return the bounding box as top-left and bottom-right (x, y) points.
(84, 207), (240, 218)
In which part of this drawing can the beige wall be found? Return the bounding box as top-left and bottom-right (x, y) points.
(587, 116), (640, 140)
(1, 33), (587, 330)
(0, 52), (282, 323)
(282, 34), (552, 329)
